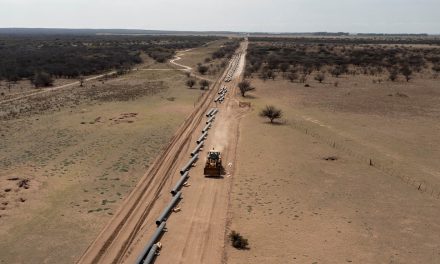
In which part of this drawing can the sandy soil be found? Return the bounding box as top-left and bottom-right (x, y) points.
(225, 72), (440, 263)
(77, 40), (247, 264)
(0, 43), (225, 263)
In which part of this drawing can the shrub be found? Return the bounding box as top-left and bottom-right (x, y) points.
(314, 72), (325, 83)
(400, 66), (412, 82)
(199, 79), (210, 90)
(186, 79), (196, 88)
(287, 72), (299, 82)
(31, 71), (53, 88)
(198, 65), (209, 75)
(389, 69), (399, 81)
(229, 231), (249, 250)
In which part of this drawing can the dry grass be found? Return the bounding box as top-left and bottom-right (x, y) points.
(227, 73), (440, 263)
(0, 47), (213, 263)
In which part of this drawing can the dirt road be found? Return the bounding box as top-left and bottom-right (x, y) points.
(78, 40), (247, 264)
(0, 72), (116, 105)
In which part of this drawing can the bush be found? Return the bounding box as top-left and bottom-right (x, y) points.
(198, 65), (209, 75)
(287, 72), (299, 82)
(400, 66), (412, 82)
(31, 71), (53, 88)
(186, 79), (196, 88)
(199, 79), (210, 90)
(389, 69), (399, 81)
(260, 105), (283, 123)
(314, 72), (325, 83)
(229, 231), (249, 250)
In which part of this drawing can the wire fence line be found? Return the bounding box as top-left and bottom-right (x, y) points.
(289, 119), (440, 199)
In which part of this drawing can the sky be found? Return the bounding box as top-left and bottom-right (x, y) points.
(0, 0), (439, 34)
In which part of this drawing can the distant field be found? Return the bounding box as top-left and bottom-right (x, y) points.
(178, 38), (240, 79)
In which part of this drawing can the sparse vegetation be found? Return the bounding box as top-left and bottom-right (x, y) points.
(244, 37), (440, 82)
(229, 230), (249, 250)
(0, 35), (219, 82)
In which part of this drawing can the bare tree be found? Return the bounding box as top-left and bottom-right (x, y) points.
(79, 76), (85, 87)
(260, 105), (283, 123)
(238, 80), (255, 97)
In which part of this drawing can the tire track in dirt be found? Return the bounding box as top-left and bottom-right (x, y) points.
(143, 40), (248, 264)
(78, 48), (230, 264)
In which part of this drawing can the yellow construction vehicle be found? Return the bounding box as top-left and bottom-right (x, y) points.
(204, 149), (224, 177)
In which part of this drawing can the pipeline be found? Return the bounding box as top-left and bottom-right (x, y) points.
(142, 244), (158, 264)
(180, 153), (199, 175)
(206, 108), (215, 117)
(206, 116), (215, 124)
(196, 131), (208, 144)
(156, 191), (182, 226)
(202, 123), (211, 133)
(170, 171), (190, 196)
(190, 140), (204, 157)
(135, 221), (166, 264)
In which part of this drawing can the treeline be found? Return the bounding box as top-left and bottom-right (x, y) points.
(245, 38), (440, 81)
(0, 35), (219, 82)
(249, 36), (440, 45)
(212, 39), (242, 59)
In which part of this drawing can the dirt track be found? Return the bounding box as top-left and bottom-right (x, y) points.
(78, 40), (247, 264)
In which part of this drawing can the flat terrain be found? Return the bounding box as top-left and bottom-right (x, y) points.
(177, 39), (230, 79)
(78, 40), (247, 264)
(225, 73), (440, 263)
(0, 41), (225, 263)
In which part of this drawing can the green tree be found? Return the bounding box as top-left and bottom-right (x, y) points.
(31, 71), (53, 88)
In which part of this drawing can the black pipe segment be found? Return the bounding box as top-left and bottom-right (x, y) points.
(135, 221), (166, 264)
(202, 123), (211, 133)
(179, 154), (199, 175)
(170, 172), (190, 196)
(143, 244), (158, 264)
(155, 191), (182, 226)
(190, 141), (204, 157)
(206, 116), (215, 124)
(206, 108), (215, 117)
(196, 131), (208, 144)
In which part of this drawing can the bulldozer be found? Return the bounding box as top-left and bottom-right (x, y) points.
(204, 149), (224, 177)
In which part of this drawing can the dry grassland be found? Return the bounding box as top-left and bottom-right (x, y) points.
(226, 73), (440, 263)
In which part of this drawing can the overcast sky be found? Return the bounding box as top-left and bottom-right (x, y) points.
(0, 0), (439, 34)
